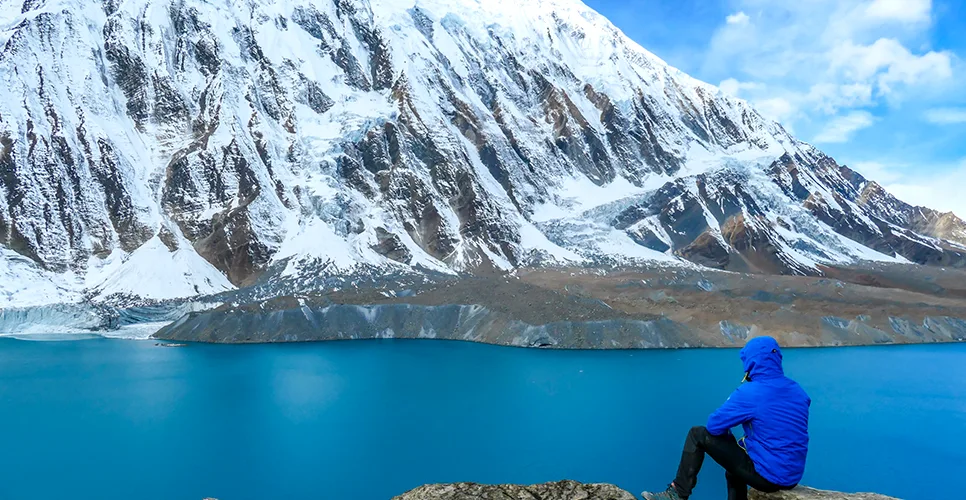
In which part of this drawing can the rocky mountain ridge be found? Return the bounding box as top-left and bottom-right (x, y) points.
(1, 0), (965, 311)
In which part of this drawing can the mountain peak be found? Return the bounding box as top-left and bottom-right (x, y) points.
(0, 0), (962, 308)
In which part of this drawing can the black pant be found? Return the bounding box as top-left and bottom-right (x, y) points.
(673, 426), (793, 500)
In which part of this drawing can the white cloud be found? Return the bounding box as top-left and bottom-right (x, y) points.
(806, 82), (875, 114)
(695, 1), (963, 220)
(813, 111), (876, 143)
(718, 78), (764, 97)
(726, 11), (750, 25)
(850, 161), (903, 183)
(719, 78), (741, 96)
(828, 38), (953, 94)
(865, 0), (931, 24)
(844, 158), (966, 219)
(716, 78), (799, 128)
(885, 162), (966, 219)
(705, 0), (957, 137)
(923, 108), (966, 124)
(754, 97), (797, 125)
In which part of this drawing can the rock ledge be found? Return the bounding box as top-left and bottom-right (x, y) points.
(750, 487), (897, 500)
(393, 481), (634, 499)
(393, 481), (898, 500)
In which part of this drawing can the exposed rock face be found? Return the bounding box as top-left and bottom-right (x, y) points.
(850, 169), (966, 247)
(750, 486), (897, 500)
(153, 265), (966, 348)
(391, 482), (896, 500)
(612, 153), (966, 276)
(4, 0), (966, 309)
(153, 302), (699, 348)
(393, 481), (635, 500)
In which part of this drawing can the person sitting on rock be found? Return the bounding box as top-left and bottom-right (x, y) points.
(642, 336), (810, 500)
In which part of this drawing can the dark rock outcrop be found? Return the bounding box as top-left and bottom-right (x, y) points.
(750, 487), (897, 500)
(392, 481), (897, 500)
(393, 481), (635, 500)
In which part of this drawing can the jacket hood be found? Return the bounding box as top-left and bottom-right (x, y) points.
(741, 336), (784, 380)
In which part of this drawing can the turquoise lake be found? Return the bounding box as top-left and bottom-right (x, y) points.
(0, 338), (963, 500)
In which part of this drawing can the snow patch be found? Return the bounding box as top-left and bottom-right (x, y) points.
(90, 237), (234, 301)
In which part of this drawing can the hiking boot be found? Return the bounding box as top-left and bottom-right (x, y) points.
(641, 484), (685, 500)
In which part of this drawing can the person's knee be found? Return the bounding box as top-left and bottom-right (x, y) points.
(687, 425), (710, 445)
(688, 425), (709, 438)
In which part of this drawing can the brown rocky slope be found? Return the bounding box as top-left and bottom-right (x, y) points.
(155, 263), (966, 348)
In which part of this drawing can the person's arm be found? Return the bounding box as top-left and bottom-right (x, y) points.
(706, 385), (756, 436)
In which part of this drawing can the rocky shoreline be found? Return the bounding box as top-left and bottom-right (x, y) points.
(153, 264), (966, 348)
(392, 481), (897, 500)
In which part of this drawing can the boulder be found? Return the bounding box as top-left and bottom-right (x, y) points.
(392, 480), (635, 499)
(750, 486), (898, 500)
(392, 481), (898, 500)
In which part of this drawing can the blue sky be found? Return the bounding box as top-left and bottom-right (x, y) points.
(584, 0), (966, 217)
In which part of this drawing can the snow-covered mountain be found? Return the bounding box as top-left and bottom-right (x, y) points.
(1, 0), (965, 308)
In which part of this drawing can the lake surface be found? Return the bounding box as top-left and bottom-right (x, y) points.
(0, 338), (962, 500)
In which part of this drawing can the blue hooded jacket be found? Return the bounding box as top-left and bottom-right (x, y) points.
(706, 336), (810, 487)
